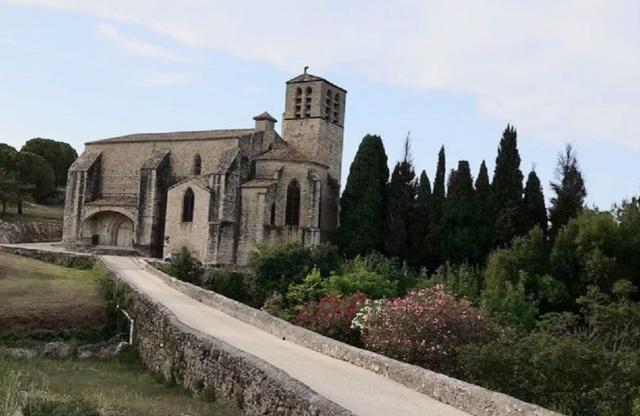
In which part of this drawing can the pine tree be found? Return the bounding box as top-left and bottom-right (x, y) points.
(523, 169), (548, 235)
(339, 134), (390, 257)
(385, 136), (417, 260)
(492, 125), (525, 246)
(442, 161), (480, 263)
(549, 144), (586, 239)
(417, 171), (431, 204)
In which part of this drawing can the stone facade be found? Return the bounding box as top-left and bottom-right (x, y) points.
(63, 72), (346, 264)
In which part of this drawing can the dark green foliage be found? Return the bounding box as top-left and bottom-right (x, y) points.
(339, 134), (389, 257)
(159, 246), (204, 284)
(13, 151), (55, 202)
(429, 263), (484, 303)
(249, 244), (314, 298)
(549, 144), (587, 240)
(550, 211), (620, 305)
(21, 138), (78, 188)
(324, 269), (397, 299)
(309, 243), (342, 278)
(341, 252), (419, 296)
(492, 125), (525, 246)
(202, 268), (251, 304)
(409, 170), (433, 268)
(523, 170), (548, 235)
(430, 146), (446, 223)
(442, 161), (482, 264)
(384, 137), (417, 261)
(458, 293), (640, 416)
(0, 143), (17, 171)
(474, 161), (495, 262)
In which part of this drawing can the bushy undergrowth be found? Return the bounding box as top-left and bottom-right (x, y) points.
(354, 285), (489, 372)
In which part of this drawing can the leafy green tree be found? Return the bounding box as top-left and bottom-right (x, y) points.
(21, 138), (77, 188)
(12, 151), (55, 205)
(550, 211), (620, 305)
(523, 170), (548, 235)
(385, 137), (417, 261)
(549, 144), (587, 240)
(492, 125), (525, 246)
(249, 244), (314, 300)
(442, 161), (481, 263)
(339, 134), (389, 257)
(0, 144), (17, 171)
(160, 246), (204, 284)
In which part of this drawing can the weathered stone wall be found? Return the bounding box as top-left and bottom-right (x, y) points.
(141, 261), (565, 416)
(164, 182), (213, 261)
(0, 220), (63, 244)
(103, 259), (353, 416)
(86, 139), (239, 197)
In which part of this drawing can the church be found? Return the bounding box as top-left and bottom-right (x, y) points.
(62, 71), (346, 265)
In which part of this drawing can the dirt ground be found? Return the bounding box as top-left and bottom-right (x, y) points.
(0, 251), (107, 335)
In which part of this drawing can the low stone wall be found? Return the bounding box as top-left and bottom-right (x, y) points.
(103, 259), (353, 416)
(0, 220), (62, 244)
(140, 260), (564, 416)
(0, 245), (96, 270)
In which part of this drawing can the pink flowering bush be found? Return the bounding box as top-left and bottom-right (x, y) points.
(296, 292), (369, 345)
(355, 284), (489, 371)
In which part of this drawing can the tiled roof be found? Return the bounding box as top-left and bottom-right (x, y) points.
(256, 147), (327, 167)
(241, 179), (277, 188)
(86, 128), (254, 145)
(286, 72), (346, 92)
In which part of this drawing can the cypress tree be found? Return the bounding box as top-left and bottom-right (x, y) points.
(409, 170), (432, 268)
(549, 144), (586, 239)
(431, 146), (446, 222)
(523, 169), (548, 235)
(442, 161), (480, 263)
(475, 161), (491, 198)
(339, 134), (389, 257)
(475, 160), (495, 262)
(492, 125), (525, 246)
(385, 137), (417, 260)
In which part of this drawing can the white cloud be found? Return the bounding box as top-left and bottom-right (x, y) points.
(4, 0), (640, 150)
(97, 24), (190, 63)
(1, 37), (25, 48)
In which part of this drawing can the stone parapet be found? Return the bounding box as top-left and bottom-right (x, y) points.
(102, 258), (354, 416)
(140, 260), (565, 416)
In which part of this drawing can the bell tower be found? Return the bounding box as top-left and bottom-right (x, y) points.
(281, 69), (347, 185)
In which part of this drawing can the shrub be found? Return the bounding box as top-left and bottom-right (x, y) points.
(355, 285), (488, 371)
(250, 244), (313, 299)
(429, 263), (484, 303)
(158, 247), (203, 284)
(324, 270), (396, 299)
(296, 292), (368, 345)
(482, 273), (540, 331)
(202, 268), (250, 303)
(341, 252), (418, 296)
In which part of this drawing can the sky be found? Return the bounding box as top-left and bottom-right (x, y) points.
(1, 0), (639, 209)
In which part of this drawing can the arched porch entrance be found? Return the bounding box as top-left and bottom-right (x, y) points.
(82, 211), (135, 248)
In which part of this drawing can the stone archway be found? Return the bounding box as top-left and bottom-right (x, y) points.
(82, 211), (135, 248)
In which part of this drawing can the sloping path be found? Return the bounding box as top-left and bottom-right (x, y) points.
(103, 255), (472, 416)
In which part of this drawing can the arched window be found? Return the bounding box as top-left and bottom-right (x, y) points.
(333, 93), (340, 123)
(325, 89), (332, 119)
(182, 188), (195, 223)
(193, 154), (202, 175)
(285, 180), (301, 226)
(270, 202), (276, 226)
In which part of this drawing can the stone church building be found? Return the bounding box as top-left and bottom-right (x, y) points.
(62, 71), (346, 265)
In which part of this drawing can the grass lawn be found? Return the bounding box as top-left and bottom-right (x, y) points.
(0, 352), (238, 416)
(0, 251), (107, 336)
(1, 202), (64, 223)
(0, 251), (239, 416)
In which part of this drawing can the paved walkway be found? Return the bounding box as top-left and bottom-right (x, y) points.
(102, 255), (471, 416)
